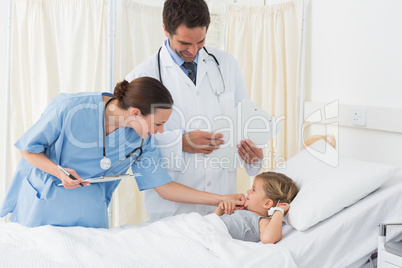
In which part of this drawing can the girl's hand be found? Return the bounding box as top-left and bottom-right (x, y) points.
(277, 203), (290, 215)
(214, 201), (237, 216)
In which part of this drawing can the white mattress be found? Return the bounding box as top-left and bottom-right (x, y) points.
(277, 169), (402, 268)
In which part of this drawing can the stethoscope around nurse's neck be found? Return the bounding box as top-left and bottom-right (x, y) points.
(100, 97), (144, 176)
(157, 46), (226, 102)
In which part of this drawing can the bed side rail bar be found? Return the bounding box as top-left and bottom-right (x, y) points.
(379, 223), (402, 236)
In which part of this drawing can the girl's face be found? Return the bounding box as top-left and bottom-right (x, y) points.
(245, 177), (270, 212)
(130, 108), (172, 139)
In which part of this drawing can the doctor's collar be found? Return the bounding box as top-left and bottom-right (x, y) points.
(164, 39), (199, 65)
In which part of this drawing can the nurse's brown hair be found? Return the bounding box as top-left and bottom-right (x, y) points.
(113, 77), (173, 116)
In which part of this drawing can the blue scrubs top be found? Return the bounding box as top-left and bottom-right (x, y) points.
(0, 92), (172, 228)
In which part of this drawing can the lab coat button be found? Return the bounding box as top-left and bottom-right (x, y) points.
(207, 181), (211, 186)
(196, 91), (199, 96)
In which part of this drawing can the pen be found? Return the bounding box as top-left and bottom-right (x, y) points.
(57, 165), (84, 187)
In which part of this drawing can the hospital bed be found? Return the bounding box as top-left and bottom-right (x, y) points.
(1, 154), (401, 268)
(279, 169), (402, 268)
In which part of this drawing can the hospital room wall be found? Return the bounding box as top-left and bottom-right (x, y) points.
(305, 0), (402, 167)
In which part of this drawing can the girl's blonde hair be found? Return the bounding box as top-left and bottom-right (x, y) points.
(256, 172), (298, 204)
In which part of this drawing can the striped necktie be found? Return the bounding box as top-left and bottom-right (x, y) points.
(182, 61), (196, 85)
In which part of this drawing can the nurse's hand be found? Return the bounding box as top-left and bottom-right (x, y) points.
(58, 168), (89, 189)
(222, 193), (246, 208)
(237, 139), (263, 165)
(182, 130), (224, 154)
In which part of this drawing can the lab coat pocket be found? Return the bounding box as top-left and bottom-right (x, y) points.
(218, 92), (235, 115)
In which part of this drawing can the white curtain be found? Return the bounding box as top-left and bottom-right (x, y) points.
(225, 1), (302, 172)
(116, 0), (164, 81)
(112, 0), (165, 226)
(2, 0), (108, 210)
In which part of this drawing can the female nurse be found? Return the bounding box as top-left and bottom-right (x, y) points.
(0, 77), (245, 228)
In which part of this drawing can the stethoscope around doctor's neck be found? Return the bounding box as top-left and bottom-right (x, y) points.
(99, 97), (144, 176)
(157, 46), (226, 102)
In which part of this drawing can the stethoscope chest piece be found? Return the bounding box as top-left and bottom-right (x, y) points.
(100, 157), (111, 170)
(100, 97), (144, 175)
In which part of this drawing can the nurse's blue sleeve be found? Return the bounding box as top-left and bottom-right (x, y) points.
(132, 136), (172, 191)
(14, 101), (62, 153)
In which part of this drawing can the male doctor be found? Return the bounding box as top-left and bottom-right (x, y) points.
(126, 0), (263, 220)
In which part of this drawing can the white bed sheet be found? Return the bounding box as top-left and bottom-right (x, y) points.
(0, 212), (297, 268)
(278, 169), (402, 268)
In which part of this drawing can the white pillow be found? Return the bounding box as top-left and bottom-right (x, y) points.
(274, 140), (400, 231)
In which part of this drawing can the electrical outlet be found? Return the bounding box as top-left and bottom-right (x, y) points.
(352, 108), (367, 126)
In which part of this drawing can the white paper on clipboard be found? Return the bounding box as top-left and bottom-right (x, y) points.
(84, 173), (141, 183)
(208, 100), (276, 171)
(57, 173), (141, 186)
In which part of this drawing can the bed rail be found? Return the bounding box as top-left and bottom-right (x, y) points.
(378, 223), (402, 268)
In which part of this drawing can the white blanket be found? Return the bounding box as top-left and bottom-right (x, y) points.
(0, 212), (296, 268)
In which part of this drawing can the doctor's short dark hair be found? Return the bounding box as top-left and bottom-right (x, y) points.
(113, 77), (174, 116)
(163, 0), (211, 35)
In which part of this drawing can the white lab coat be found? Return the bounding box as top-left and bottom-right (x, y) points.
(126, 42), (262, 220)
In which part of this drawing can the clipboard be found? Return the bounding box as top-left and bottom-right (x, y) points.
(208, 100), (275, 171)
(84, 173), (141, 183)
(57, 173), (141, 186)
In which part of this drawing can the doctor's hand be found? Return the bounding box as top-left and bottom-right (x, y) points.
(237, 139), (263, 165)
(58, 168), (89, 189)
(182, 130), (224, 154)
